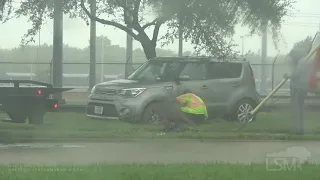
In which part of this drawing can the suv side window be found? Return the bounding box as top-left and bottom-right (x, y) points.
(179, 62), (206, 80)
(206, 62), (242, 79)
(163, 62), (181, 79)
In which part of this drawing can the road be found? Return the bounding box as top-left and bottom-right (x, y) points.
(1, 140), (320, 165)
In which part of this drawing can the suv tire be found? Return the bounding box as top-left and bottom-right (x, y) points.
(142, 102), (165, 124)
(230, 99), (256, 124)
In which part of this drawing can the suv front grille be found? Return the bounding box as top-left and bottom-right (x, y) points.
(95, 87), (118, 95)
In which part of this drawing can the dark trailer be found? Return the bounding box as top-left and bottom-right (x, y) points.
(0, 80), (73, 125)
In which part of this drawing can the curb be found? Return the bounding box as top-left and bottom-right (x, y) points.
(58, 104), (320, 113)
(1, 136), (320, 144)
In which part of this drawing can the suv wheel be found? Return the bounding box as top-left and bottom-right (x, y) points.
(142, 102), (165, 124)
(231, 99), (256, 124)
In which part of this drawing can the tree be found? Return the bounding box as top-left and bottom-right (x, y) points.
(288, 36), (313, 66)
(0, 0), (11, 21)
(7, 0), (294, 60)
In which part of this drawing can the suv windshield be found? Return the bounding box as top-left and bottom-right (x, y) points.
(128, 60), (181, 82)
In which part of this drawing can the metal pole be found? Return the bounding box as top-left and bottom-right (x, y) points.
(271, 61), (275, 91)
(125, 30), (133, 77)
(241, 36), (244, 56)
(125, 0), (133, 78)
(178, 13), (183, 56)
(260, 19), (268, 95)
(271, 56), (278, 90)
(100, 37), (104, 82)
(52, 0), (63, 99)
(30, 59), (33, 80)
(89, 0), (96, 89)
(35, 29), (41, 81)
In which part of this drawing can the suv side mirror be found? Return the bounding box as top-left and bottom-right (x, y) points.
(174, 75), (190, 85)
(178, 75), (191, 81)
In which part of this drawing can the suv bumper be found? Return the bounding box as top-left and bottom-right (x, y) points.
(45, 99), (59, 112)
(86, 96), (142, 123)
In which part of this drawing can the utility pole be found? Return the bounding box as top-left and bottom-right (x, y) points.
(178, 0), (184, 57)
(240, 36), (244, 56)
(100, 37), (104, 82)
(178, 13), (183, 56)
(89, 0), (96, 89)
(260, 19), (268, 95)
(52, 0), (63, 100)
(124, 0), (133, 78)
(33, 28), (41, 81)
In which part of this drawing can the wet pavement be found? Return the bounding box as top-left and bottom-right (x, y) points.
(1, 140), (320, 165)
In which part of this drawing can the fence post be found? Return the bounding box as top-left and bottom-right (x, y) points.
(271, 55), (278, 91)
(272, 63), (275, 91)
(49, 60), (53, 84)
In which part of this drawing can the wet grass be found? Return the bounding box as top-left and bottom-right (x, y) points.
(1, 110), (320, 142)
(0, 163), (319, 180)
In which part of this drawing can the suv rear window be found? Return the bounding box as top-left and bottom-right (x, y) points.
(206, 62), (242, 79)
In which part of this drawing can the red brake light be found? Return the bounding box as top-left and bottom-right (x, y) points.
(38, 90), (43, 95)
(54, 103), (58, 109)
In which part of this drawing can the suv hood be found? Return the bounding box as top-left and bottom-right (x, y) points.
(95, 79), (162, 89)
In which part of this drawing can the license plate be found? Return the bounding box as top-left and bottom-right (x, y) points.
(94, 106), (103, 114)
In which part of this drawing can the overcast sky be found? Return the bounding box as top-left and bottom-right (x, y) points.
(0, 0), (319, 57)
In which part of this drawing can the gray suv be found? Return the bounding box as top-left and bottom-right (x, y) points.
(86, 57), (260, 123)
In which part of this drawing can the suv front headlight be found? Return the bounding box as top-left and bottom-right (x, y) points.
(91, 86), (96, 94)
(118, 88), (146, 98)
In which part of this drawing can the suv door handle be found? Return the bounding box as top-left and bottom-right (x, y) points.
(232, 83), (240, 87)
(201, 85), (209, 89)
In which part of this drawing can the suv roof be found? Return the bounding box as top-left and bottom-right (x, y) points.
(149, 56), (247, 63)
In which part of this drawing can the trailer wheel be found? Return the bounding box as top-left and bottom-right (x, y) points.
(7, 113), (27, 123)
(27, 100), (45, 125)
(28, 112), (44, 125)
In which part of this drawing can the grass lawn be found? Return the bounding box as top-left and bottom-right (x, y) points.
(1, 110), (320, 142)
(0, 163), (319, 180)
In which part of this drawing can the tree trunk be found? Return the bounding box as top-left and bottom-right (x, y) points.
(136, 33), (156, 60)
(141, 42), (156, 60)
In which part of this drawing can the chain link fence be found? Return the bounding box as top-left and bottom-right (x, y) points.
(0, 61), (292, 95)
(0, 61), (144, 88)
(251, 63), (291, 96)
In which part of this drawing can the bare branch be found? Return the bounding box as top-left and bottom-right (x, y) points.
(149, 15), (173, 45)
(80, 0), (138, 39)
(142, 14), (171, 30)
(151, 23), (161, 46)
(142, 18), (158, 29)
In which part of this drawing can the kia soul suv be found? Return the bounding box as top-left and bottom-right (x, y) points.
(86, 57), (260, 123)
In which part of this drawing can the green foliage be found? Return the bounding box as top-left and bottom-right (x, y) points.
(5, 0), (294, 59)
(0, 0), (12, 21)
